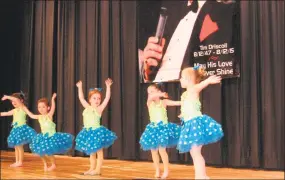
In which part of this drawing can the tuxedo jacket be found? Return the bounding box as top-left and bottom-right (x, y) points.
(148, 0), (236, 80)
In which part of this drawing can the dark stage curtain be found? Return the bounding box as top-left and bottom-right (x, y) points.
(15, 0), (139, 159)
(0, 1), (24, 149)
(221, 1), (284, 170)
(0, 0), (283, 170)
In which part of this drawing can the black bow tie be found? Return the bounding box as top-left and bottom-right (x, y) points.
(188, 0), (198, 13)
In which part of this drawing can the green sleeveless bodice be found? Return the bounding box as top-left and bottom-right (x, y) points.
(148, 100), (168, 124)
(181, 92), (202, 121)
(83, 107), (101, 129)
(12, 108), (27, 127)
(38, 115), (56, 137)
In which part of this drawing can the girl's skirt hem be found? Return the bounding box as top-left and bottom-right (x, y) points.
(177, 115), (224, 153)
(7, 124), (37, 148)
(30, 132), (74, 157)
(139, 121), (181, 151)
(75, 126), (117, 155)
(177, 135), (223, 153)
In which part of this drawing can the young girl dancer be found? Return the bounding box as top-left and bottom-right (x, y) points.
(177, 66), (224, 179)
(0, 92), (36, 167)
(75, 78), (117, 176)
(23, 93), (73, 171)
(139, 83), (181, 179)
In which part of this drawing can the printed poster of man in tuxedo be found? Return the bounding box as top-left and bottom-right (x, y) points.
(138, 0), (239, 83)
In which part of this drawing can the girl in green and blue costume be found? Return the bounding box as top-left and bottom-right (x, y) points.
(75, 78), (117, 176)
(23, 93), (73, 171)
(139, 83), (181, 179)
(0, 92), (36, 167)
(178, 66), (224, 179)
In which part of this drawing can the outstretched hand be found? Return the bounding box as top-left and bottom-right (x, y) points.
(1, 95), (8, 101)
(162, 92), (169, 98)
(206, 75), (222, 85)
(105, 78), (113, 87)
(76, 81), (82, 88)
(52, 93), (57, 100)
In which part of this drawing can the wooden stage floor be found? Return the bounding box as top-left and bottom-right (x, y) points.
(1, 151), (284, 179)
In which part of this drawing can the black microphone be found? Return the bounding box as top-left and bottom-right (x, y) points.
(155, 7), (168, 45)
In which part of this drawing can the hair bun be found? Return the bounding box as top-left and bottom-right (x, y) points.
(194, 66), (207, 83)
(197, 66), (206, 78)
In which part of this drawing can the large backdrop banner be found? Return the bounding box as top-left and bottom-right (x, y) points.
(138, 0), (240, 83)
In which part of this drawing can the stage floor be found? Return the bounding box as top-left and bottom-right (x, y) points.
(1, 151), (283, 179)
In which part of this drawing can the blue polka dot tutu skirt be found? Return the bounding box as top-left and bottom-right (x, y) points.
(139, 121), (181, 151)
(177, 115), (224, 153)
(75, 126), (117, 155)
(7, 123), (37, 148)
(29, 132), (74, 156)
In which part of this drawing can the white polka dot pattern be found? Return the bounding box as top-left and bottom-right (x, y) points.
(75, 126), (117, 155)
(29, 132), (73, 156)
(177, 115), (223, 153)
(7, 124), (37, 148)
(139, 121), (181, 151)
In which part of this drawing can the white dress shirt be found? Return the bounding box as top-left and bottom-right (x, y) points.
(153, 0), (206, 82)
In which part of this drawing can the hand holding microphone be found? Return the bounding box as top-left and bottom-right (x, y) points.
(143, 7), (168, 81)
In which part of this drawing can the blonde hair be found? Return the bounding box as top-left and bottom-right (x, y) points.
(182, 66), (206, 84)
(148, 83), (163, 92)
(88, 89), (102, 101)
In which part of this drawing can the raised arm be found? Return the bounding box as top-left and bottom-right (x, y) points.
(48, 93), (57, 117)
(1, 95), (24, 106)
(163, 99), (181, 106)
(76, 81), (90, 108)
(194, 75), (222, 93)
(0, 109), (14, 117)
(22, 106), (39, 120)
(98, 78), (113, 112)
